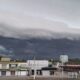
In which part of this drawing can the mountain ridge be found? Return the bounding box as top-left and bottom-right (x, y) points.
(0, 36), (80, 59)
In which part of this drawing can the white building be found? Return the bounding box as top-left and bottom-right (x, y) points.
(27, 60), (48, 69)
(27, 60), (51, 76)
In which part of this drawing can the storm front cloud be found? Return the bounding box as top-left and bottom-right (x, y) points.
(0, 0), (80, 39)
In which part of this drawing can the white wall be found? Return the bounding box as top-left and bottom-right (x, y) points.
(6, 71), (11, 76)
(21, 71), (27, 76)
(15, 71), (21, 76)
(15, 71), (28, 76)
(27, 60), (48, 69)
(42, 71), (50, 76)
(68, 72), (78, 78)
(0, 71), (1, 76)
(6, 64), (9, 69)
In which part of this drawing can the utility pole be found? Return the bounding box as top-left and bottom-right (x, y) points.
(61, 62), (64, 80)
(33, 56), (36, 80)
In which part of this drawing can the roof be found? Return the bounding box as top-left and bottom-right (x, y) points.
(0, 61), (27, 64)
(60, 65), (80, 72)
(42, 67), (57, 70)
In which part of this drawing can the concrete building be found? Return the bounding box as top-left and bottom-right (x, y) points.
(0, 61), (29, 76)
(59, 64), (80, 78)
(42, 67), (57, 76)
(27, 60), (49, 69)
(0, 57), (11, 62)
(27, 60), (48, 76)
(0, 59), (54, 77)
(27, 60), (57, 76)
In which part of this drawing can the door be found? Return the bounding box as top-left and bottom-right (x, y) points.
(11, 71), (15, 76)
(1, 71), (6, 76)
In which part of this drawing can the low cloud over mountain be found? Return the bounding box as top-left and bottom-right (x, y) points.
(0, 36), (80, 59)
(0, 23), (80, 40)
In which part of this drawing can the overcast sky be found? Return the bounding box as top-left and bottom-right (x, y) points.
(0, 0), (80, 38)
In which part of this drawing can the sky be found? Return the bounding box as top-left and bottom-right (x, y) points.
(0, 0), (80, 39)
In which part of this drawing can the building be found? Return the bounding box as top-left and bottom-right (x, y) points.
(42, 67), (57, 76)
(0, 61), (29, 76)
(27, 60), (48, 76)
(0, 59), (56, 77)
(60, 64), (80, 78)
(27, 60), (57, 76)
(0, 56), (11, 62)
(0, 57), (61, 77)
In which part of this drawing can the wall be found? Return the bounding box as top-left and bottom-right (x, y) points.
(6, 71), (11, 76)
(15, 71), (28, 76)
(27, 60), (48, 69)
(1, 58), (11, 62)
(42, 71), (50, 76)
(0, 64), (9, 69)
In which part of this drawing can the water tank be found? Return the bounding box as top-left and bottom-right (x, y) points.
(60, 55), (68, 63)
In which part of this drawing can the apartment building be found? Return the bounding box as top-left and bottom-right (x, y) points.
(0, 56), (29, 76)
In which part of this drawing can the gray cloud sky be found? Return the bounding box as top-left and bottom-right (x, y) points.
(0, 0), (80, 39)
